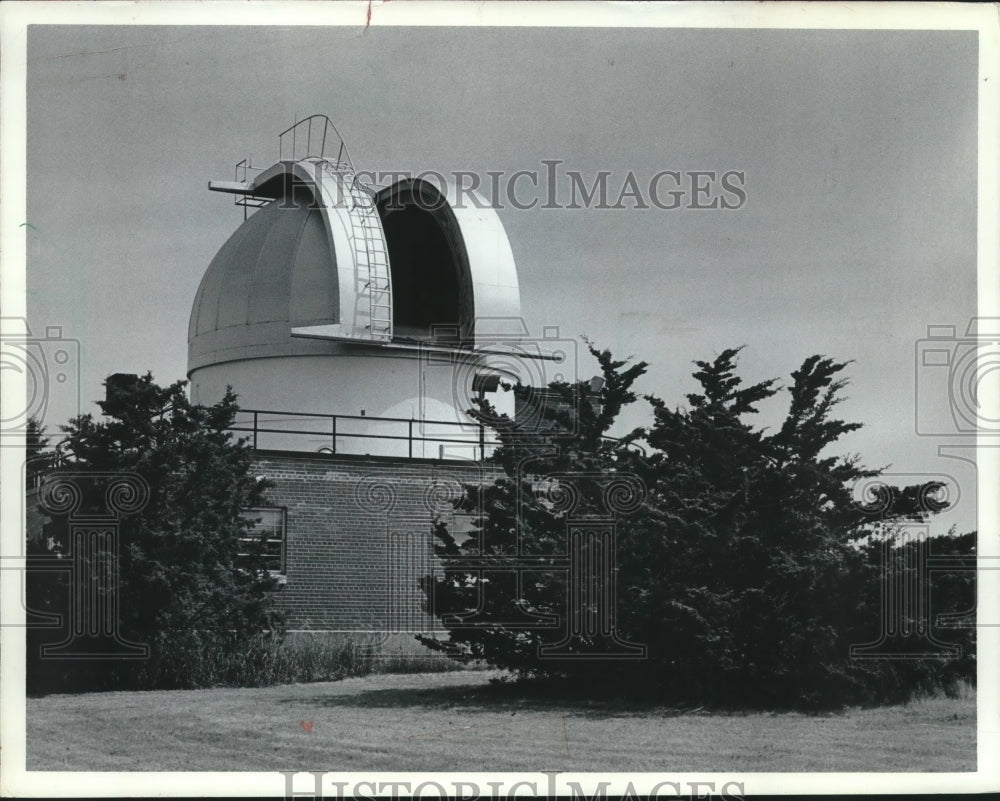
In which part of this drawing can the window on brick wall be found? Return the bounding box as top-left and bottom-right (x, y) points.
(239, 507), (286, 576)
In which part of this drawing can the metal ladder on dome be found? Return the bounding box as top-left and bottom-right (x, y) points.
(337, 167), (393, 342)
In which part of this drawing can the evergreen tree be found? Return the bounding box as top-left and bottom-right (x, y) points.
(25, 416), (51, 486)
(420, 345), (973, 707)
(418, 345), (648, 674)
(27, 374), (282, 692)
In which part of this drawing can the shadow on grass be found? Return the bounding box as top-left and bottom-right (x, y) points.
(285, 678), (710, 720)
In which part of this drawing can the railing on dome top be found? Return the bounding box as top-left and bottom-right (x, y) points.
(231, 115), (372, 218)
(218, 115), (393, 339)
(278, 114), (356, 171)
(228, 408), (646, 462)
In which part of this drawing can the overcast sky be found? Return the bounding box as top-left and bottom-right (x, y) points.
(22, 23), (980, 532)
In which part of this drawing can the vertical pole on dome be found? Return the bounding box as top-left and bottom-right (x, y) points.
(321, 118), (328, 160)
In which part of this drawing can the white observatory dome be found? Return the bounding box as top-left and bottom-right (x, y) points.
(189, 185), (345, 369)
(187, 117), (524, 458)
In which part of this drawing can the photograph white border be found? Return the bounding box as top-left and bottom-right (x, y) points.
(2, 1), (997, 796)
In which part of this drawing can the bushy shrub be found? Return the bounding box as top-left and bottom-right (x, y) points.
(26, 376), (282, 693)
(419, 346), (975, 709)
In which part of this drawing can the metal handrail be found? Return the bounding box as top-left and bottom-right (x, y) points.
(234, 407), (481, 426)
(278, 115), (356, 173)
(23, 415), (644, 485)
(228, 408), (646, 460)
(229, 408), (494, 460)
(228, 116), (364, 222)
(228, 425), (489, 448)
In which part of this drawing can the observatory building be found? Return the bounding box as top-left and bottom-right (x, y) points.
(190, 115), (526, 453)
(187, 117), (544, 635)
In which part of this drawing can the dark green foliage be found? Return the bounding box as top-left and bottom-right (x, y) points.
(419, 345), (975, 708)
(418, 347), (649, 674)
(25, 415), (48, 461)
(26, 375), (284, 693)
(25, 416), (53, 486)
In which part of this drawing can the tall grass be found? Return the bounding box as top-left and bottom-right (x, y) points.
(125, 631), (474, 691)
(26, 628), (481, 695)
(902, 677), (976, 706)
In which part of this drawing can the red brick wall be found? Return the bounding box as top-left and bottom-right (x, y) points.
(251, 452), (500, 632)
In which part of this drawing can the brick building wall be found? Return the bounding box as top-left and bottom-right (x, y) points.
(251, 451), (501, 632)
(23, 452), (498, 635)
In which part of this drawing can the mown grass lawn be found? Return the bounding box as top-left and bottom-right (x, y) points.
(27, 670), (975, 772)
